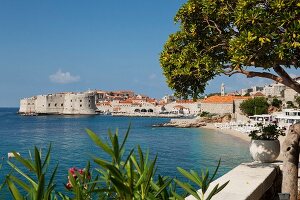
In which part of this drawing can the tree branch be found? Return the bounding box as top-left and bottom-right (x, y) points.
(274, 65), (300, 93)
(221, 65), (300, 93)
(204, 19), (222, 34)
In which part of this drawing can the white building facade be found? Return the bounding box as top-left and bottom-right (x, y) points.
(19, 91), (97, 115)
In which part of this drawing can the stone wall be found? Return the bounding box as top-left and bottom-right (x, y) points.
(233, 99), (249, 122)
(63, 92), (96, 114)
(19, 97), (36, 113)
(284, 88), (299, 102)
(35, 95), (48, 113)
(46, 93), (65, 114)
(19, 91), (97, 115)
(200, 102), (233, 115)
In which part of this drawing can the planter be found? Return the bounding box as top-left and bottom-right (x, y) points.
(249, 139), (280, 163)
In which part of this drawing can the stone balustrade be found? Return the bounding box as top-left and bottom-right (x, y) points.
(186, 162), (282, 200)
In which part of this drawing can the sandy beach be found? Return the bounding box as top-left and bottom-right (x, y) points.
(202, 123), (289, 161)
(201, 123), (251, 142)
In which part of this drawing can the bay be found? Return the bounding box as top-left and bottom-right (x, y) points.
(0, 108), (251, 198)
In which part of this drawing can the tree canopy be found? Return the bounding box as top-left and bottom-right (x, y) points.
(240, 97), (269, 116)
(160, 0), (300, 98)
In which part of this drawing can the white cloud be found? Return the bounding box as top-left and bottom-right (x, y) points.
(49, 69), (80, 84)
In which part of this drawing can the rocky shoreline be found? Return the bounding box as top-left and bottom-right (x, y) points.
(152, 119), (206, 128)
(152, 114), (232, 128)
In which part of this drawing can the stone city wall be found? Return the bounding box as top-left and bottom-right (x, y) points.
(200, 102), (233, 115)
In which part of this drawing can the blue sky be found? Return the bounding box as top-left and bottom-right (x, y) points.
(0, 1), (297, 107)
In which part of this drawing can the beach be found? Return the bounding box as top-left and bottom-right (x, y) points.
(202, 123), (251, 142)
(202, 123), (290, 161)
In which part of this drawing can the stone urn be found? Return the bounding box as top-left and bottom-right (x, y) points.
(249, 140), (280, 163)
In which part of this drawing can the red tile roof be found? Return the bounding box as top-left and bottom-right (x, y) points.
(202, 95), (250, 104)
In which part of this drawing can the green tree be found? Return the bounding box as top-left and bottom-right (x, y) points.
(239, 97), (269, 116)
(271, 98), (282, 108)
(160, 0), (300, 99)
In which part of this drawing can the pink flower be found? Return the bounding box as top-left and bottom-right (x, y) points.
(65, 182), (72, 190)
(69, 167), (77, 175)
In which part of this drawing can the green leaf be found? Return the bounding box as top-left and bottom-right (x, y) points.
(174, 179), (200, 200)
(35, 174), (45, 200)
(42, 143), (52, 169)
(123, 149), (134, 168)
(209, 159), (220, 184)
(130, 154), (141, 173)
(112, 134), (120, 163)
(7, 160), (38, 189)
(8, 175), (30, 192)
(177, 167), (200, 186)
(154, 177), (173, 197)
(171, 191), (185, 200)
(137, 145), (144, 172)
(144, 155), (157, 195)
(215, 181), (229, 195)
(11, 151), (35, 172)
(120, 124), (131, 151)
(34, 147), (42, 178)
(7, 179), (24, 200)
(93, 158), (123, 181)
(86, 129), (114, 157)
(47, 163), (58, 190)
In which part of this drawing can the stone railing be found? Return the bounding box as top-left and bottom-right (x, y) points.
(186, 162), (282, 200)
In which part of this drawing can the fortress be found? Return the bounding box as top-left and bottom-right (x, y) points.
(19, 90), (97, 115)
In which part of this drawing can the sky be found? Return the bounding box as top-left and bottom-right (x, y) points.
(0, 1), (298, 107)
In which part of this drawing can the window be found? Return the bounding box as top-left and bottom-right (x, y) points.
(61, 104), (63, 107)
(48, 103), (50, 107)
(71, 100), (72, 102)
(89, 104), (90, 107)
(80, 104), (82, 107)
(55, 103), (57, 107)
(89, 100), (91, 102)
(80, 100), (82, 102)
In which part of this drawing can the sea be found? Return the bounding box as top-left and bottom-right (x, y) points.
(0, 108), (251, 198)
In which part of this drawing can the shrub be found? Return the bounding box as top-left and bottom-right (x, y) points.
(271, 98), (282, 108)
(286, 101), (295, 108)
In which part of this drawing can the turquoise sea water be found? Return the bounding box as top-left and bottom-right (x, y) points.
(0, 108), (251, 198)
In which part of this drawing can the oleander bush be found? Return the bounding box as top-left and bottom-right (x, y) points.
(4, 126), (228, 200)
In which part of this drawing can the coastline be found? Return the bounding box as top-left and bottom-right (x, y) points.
(202, 123), (288, 161)
(201, 123), (251, 142)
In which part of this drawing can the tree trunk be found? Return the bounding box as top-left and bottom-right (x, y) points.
(282, 123), (300, 200)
